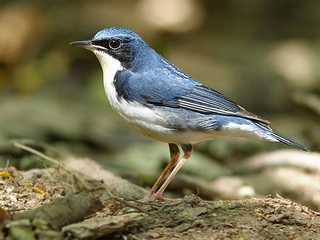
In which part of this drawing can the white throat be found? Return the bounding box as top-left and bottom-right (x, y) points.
(93, 50), (123, 109)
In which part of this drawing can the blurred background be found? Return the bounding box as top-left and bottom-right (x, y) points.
(1, 0), (320, 202)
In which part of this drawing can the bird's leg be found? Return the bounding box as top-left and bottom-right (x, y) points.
(144, 143), (180, 200)
(153, 144), (193, 200)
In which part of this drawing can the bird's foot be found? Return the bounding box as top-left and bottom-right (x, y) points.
(143, 192), (164, 202)
(143, 191), (182, 202)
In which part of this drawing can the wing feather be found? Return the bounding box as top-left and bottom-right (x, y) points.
(177, 85), (270, 124)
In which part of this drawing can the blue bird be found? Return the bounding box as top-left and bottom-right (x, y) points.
(71, 27), (308, 201)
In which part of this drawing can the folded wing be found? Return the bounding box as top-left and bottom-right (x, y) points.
(177, 85), (270, 124)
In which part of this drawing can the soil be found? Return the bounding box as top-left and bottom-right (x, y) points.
(1, 162), (320, 240)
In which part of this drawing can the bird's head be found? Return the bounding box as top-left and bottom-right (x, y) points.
(71, 27), (148, 70)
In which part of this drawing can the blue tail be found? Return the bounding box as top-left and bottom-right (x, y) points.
(271, 133), (309, 152)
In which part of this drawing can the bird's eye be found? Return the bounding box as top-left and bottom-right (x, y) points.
(108, 39), (121, 49)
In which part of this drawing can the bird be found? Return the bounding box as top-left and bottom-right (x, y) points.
(71, 27), (309, 201)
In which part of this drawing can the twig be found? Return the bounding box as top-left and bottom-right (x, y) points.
(14, 142), (62, 167)
(112, 194), (150, 214)
(14, 141), (92, 192)
(99, 187), (150, 214)
(5, 159), (10, 170)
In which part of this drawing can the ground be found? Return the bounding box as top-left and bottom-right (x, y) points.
(1, 151), (320, 240)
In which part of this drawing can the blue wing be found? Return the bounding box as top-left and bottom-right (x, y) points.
(177, 85), (269, 124)
(114, 66), (269, 124)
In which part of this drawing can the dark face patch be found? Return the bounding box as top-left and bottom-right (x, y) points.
(92, 37), (134, 69)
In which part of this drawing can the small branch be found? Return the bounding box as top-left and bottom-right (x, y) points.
(14, 142), (62, 167)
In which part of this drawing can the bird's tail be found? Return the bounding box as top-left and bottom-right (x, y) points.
(270, 133), (309, 152)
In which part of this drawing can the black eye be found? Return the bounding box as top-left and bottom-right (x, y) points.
(108, 39), (121, 49)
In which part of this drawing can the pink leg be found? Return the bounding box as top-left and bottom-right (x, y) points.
(144, 143), (180, 200)
(153, 144), (193, 200)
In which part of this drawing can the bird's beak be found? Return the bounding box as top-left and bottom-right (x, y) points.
(70, 40), (95, 50)
(70, 40), (107, 52)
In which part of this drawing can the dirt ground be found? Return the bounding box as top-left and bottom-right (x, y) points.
(1, 153), (320, 240)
